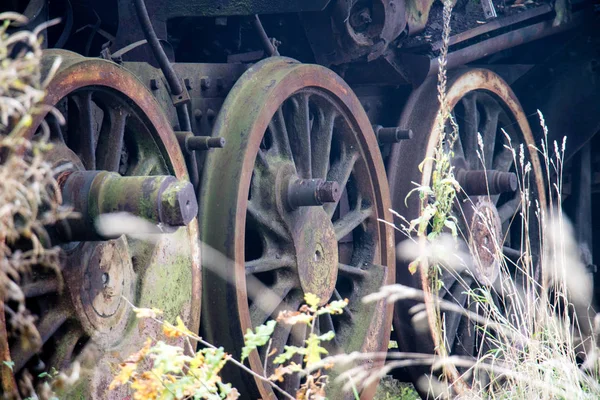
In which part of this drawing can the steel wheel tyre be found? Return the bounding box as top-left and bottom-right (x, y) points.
(387, 68), (546, 394)
(199, 57), (395, 399)
(1, 50), (201, 399)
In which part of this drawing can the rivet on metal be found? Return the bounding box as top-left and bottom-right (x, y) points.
(200, 76), (211, 90)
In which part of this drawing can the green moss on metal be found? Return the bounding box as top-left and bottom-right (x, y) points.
(137, 231), (194, 321)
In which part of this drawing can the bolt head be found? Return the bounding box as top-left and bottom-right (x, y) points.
(200, 76), (211, 90)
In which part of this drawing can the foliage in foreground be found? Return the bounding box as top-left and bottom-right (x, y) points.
(0, 11), (77, 400)
(110, 293), (348, 400)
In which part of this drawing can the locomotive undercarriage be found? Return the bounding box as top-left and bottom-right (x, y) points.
(1, 0), (599, 398)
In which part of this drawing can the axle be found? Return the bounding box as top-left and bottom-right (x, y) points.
(58, 171), (198, 240)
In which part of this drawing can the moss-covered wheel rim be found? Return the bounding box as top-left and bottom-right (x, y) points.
(199, 57), (395, 399)
(387, 68), (546, 394)
(1, 49), (201, 399)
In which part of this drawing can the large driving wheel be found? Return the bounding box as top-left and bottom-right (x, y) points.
(199, 57), (395, 399)
(387, 69), (546, 395)
(1, 50), (201, 399)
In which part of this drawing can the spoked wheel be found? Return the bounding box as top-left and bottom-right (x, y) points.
(387, 69), (546, 395)
(1, 50), (201, 399)
(199, 57), (395, 399)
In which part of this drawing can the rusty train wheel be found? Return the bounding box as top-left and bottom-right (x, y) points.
(387, 69), (546, 395)
(1, 50), (201, 399)
(199, 57), (395, 399)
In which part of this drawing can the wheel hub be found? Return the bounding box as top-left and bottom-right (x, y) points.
(292, 208), (338, 304)
(81, 238), (133, 322)
(274, 163), (340, 304)
(467, 199), (502, 286)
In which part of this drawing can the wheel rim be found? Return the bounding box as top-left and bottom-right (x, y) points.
(2, 49), (201, 399)
(387, 68), (546, 391)
(200, 57), (395, 399)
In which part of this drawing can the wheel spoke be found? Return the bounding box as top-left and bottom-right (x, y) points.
(338, 263), (368, 279)
(443, 278), (472, 351)
(324, 148), (358, 218)
(246, 254), (295, 275)
(247, 200), (289, 240)
(249, 280), (294, 328)
(96, 106), (128, 172)
(334, 289), (353, 321)
(498, 197), (521, 223)
(49, 327), (83, 370)
(21, 278), (60, 298)
(48, 114), (65, 143)
(480, 104), (500, 170)
(311, 107), (337, 179)
(69, 92), (96, 170)
(262, 293), (303, 375)
(503, 246), (522, 265)
(13, 308), (70, 371)
(318, 310), (343, 354)
(286, 93), (312, 178)
(130, 156), (158, 176)
(281, 322), (307, 394)
(268, 107), (293, 160)
(255, 148), (269, 170)
(453, 298), (479, 358)
(334, 207), (373, 241)
(460, 94), (480, 169)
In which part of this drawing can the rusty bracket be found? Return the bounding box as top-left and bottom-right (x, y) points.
(481, 0), (498, 19)
(170, 82), (191, 107)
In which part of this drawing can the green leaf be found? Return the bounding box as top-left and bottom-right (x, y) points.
(316, 330), (335, 342)
(3, 361), (14, 371)
(273, 345), (304, 365)
(241, 320), (276, 362)
(149, 341), (188, 374)
(316, 299), (347, 316)
(305, 333), (329, 367)
(443, 219), (457, 237)
(38, 371), (50, 378)
(304, 293), (320, 309)
(408, 258), (420, 275)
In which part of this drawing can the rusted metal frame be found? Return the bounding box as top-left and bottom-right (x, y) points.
(480, 0), (498, 20)
(405, 10), (586, 86)
(431, 4), (553, 52)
